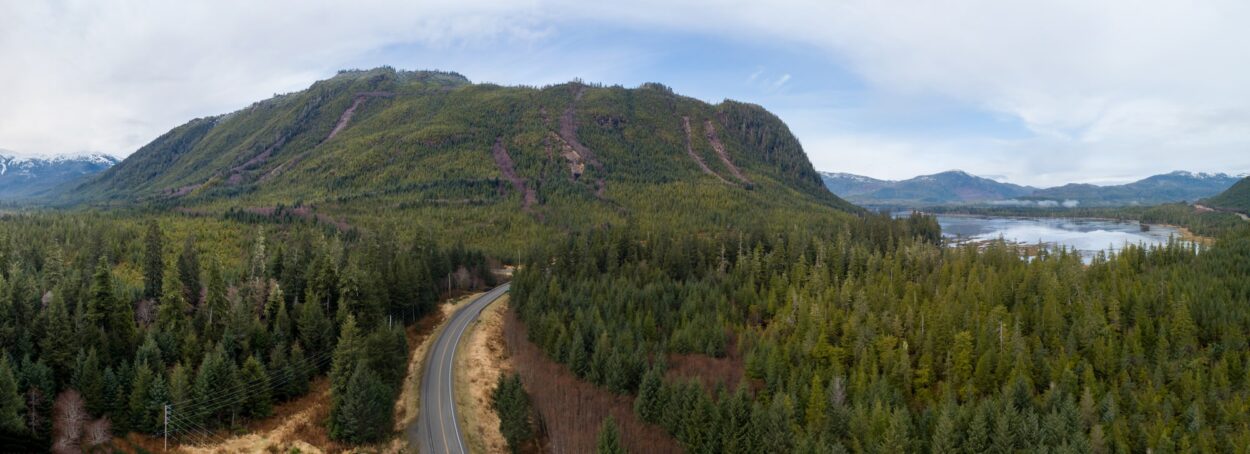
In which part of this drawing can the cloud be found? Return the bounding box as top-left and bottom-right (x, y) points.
(772, 74), (791, 89)
(1, 0), (1248, 185)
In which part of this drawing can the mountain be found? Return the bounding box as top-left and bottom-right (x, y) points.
(819, 172), (890, 197)
(822, 169), (1246, 208)
(1203, 175), (1250, 214)
(0, 152), (119, 200)
(1025, 171), (1245, 206)
(822, 170), (1034, 206)
(70, 67), (857, 246)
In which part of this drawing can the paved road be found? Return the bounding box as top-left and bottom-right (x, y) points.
(414, 283), (511, 454)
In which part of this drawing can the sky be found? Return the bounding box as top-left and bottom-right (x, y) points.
(2, 1), (1249, 187)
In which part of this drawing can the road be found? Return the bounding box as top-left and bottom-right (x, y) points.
(1195, 204), (1250, 221)
(413, 283), (511, 454)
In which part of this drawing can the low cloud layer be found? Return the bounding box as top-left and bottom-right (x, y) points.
(2, 0), (1248, 186)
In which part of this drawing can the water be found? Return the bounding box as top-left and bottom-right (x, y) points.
(931, 215), (1186, 260)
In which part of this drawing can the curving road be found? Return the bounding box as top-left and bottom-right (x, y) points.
(414, 283), (511, 454)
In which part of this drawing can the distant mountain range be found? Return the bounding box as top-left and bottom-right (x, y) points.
(0, 151), (119, 201)
(821, 170), (1246, 207)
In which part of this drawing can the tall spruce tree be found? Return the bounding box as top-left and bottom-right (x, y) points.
(596, 415), (625, 454)
(0, 356), (24, 433)
(177, 236), (202, 306)
(491, 372), (533, 453)
(142, 220), (164, 299)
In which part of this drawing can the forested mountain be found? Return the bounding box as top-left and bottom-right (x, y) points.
(0, 152), (118, 201)
(822, 170), (1034, 206)
(70, 68), (857, 252)
(1202, 175), (1250, 214)
(824, 170), (1244, 208)
(1026, 171), (1245, 206)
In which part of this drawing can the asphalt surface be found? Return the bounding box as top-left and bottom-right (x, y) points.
(414, 283), (511, 454)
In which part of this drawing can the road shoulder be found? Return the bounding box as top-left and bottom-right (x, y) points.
(453, 295), (513, 454)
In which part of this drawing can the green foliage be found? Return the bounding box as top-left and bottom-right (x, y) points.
(0, 356), (23, 433)
(239, 355), (272, 418)
(1204, 175), (1250, 214)
(65, 68), (858, 256)
(513, 211), (1250, 453)
(596, 415), (624, 454)
(328, 366), (393, 443)
(490, 372), (533, 453)
(143, 220), (164, 299)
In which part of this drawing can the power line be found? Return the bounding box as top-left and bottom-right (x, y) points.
(177, 349), (335, 417)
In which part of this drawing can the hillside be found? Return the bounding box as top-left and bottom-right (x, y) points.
(1026, 171), (1244, 206)
(823, 170), (1034, 206)
(0, 152), (118, 200)
(1204, 175), (1250, 214)
(71, 68), (857, 249)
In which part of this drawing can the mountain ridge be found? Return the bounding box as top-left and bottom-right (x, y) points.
(821, 170), (1034, 206)
(823, 169), (1246, 207)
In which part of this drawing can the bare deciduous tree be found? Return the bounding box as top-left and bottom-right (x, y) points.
(52, 390), (88, 454)
(82, 417), (111, 449)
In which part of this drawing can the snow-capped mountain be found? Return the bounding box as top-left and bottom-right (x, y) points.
(1027, 171), (1245, 206)
(0, 151), (119, 201)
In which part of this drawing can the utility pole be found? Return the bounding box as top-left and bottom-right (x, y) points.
(164, 403), (169, 452)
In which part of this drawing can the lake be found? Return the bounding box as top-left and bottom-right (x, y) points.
(931, 215), (1187, 260)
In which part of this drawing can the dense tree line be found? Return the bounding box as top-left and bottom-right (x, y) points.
(512, 212), (1250, 453)
(0, 212), (492, 449)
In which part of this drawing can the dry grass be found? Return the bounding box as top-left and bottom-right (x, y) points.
(390, 292), (483, 452)
(117, 378), (344, 453)
(454, 295), (513, 454)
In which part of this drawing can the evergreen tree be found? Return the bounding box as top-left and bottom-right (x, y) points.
(329, 315), (363, 401)
(931, 404), (960, 454)
(19, 358), (55, 438)
(0, 356), (24, 433)
(239, 355), (272, 418)
(596, 415), (625, 454)
(127, 364), (153, 432)
(38, 293), (74, 378)
(491, 373), (533, 453)
(192, 345), (241, 427)
(328, 366), (392, 443)
(177, 236), (202, 306)
(203, 260), (228, 338)
(143, 372), (170, 435)
(71, 349), (104, 415)
(805, 375), (827, 431)
(85, 258), (116, 360)
(297, 298), (333, 361)
(634, 365), (662, 422)
(288, 343), (311, 397)
(143, 220), (164, 299)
